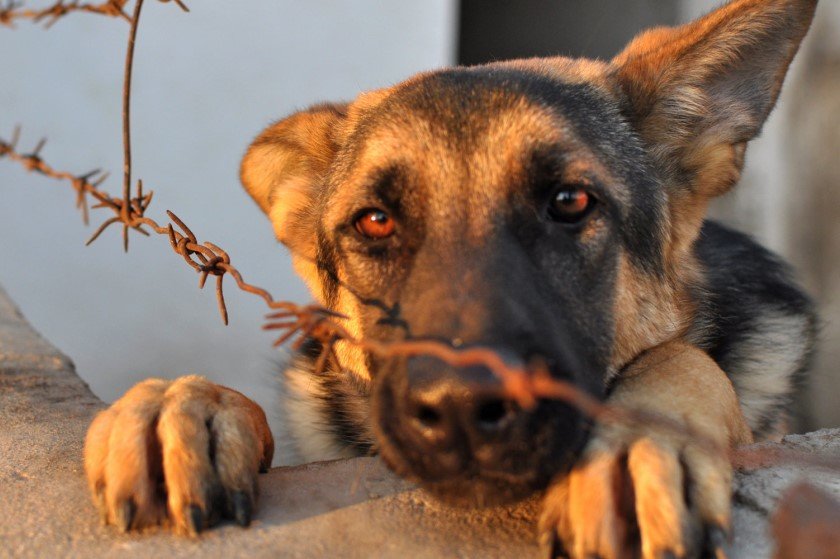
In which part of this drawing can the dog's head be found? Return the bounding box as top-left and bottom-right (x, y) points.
(241, 0), (815, 505)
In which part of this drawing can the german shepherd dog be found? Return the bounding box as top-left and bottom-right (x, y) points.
(84, 1), (819, 556)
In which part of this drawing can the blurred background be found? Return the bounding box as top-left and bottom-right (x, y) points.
(1, 1), (837, 453)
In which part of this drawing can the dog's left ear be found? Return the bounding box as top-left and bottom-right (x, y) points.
(240, 103), (348, 255)
(612, 0), (816, 206)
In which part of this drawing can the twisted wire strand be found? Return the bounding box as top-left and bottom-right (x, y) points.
(0, 0), (187, 27)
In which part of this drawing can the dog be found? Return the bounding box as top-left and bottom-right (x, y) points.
(84, 1), (819, 556)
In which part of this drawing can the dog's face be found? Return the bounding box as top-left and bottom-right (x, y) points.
(242, 0), (815, 506)
(324, 68), (672, 504)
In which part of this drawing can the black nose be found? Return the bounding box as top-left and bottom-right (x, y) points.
(399, 358), (526, 459)
(407, 385), (518, 440)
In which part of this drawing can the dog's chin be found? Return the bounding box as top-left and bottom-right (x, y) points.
(416, 473), (545, 508)
(378, 444), (550, 508)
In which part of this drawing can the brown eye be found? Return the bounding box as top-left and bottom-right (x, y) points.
(354, 209), (395, 239)
(549, 187), (596, 224)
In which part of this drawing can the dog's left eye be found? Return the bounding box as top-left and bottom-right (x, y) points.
(548, 186), (597, 225)
(354, 209), (395, 239)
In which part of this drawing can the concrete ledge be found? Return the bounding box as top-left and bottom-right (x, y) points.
(0, 285), (837, 558)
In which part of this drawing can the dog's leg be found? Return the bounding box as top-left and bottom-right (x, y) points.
(84, 375), (274, 535)
(540, 341), (753, 559)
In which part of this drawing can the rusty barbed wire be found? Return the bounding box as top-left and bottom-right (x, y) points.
(0, 0), (186, 27)
(0, 0), (130, 26)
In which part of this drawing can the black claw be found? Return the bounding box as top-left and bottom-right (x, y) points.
(259, 464), (269, 474)
(185, 504), (204, 536)
(538, 531), (568, 559)
(705, 524), (729, 559)
(208, 485), (226, 527)
(233, 491), (253, 527)
(115, 499), (136, 533)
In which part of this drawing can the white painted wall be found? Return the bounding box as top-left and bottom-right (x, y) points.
(0, 1), (457, 451)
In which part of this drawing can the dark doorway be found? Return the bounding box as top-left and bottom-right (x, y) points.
(458, 0), (679, 65)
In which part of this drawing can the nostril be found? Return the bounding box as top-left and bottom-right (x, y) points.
(475, 398), (516, 430)
(414, 404), (443, 429)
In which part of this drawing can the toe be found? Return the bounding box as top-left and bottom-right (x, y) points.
(628, 437), (692, 559)
(567, 450), (626, 559)
(84, 408), (116, 523)
(157, 376), (222, 535)
(100, 380), (169, 530)
(539, 529), (570, 559)
(682, 444), (732, 531)
(157, 376), (272, 534)
(541, 444), (629, 559)
(540, 477), (572, 558)
(210, 389), (271, 525)
(682, 444), (733, 559)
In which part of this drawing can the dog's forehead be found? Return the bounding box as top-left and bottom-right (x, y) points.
(336, 66), (629, 205)
(364, 66), (620, 155)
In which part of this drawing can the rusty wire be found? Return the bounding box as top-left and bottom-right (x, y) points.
(2, 0), (839, 483)
(0, 0), (130, 26)
(0, 0), (187, 27)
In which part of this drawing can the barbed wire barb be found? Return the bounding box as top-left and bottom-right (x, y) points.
(0, 0), (187, 27)
(0, 0), (130, 27)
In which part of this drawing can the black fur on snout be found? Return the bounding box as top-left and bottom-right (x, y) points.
(373, 354), (591, 506)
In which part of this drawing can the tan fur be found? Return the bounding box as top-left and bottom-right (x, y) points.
(610, 253), (701, 375)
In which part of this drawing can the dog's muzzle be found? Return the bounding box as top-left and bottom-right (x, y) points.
(373, 352), (588, 506)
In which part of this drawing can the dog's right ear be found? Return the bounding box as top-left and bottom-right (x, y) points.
(611, 0), (816, 257)
(240, 103), (348, 253)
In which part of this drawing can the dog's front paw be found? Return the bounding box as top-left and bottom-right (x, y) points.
(539, 427), (731, 559)
(84, 375), (274, 535)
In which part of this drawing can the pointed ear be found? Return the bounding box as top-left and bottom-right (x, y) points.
(240, 103), (348, 252)
(612, 0), (817, 198)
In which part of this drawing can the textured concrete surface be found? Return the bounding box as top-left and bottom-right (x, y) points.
(0, 285), (838, 558)
(729, 431), (840, 559)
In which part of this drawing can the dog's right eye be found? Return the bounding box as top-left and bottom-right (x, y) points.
(548, 186), (597, 225)
(354, 209), (395, 239)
